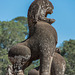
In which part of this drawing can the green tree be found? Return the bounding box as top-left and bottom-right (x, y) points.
(0, 17), (28, 75)
(12, 16), (28, 24)
(59, 39), (75, 75)
(12, 16), (29, 38)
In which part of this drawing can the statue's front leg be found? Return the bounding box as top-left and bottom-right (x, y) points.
(40, 55), (53, 75)
(39, 42), (56, 75)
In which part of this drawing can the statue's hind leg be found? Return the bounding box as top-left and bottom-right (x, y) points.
(8, 44), (31, 75)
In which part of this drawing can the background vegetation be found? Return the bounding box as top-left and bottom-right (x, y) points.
(0, 17), (75, 75)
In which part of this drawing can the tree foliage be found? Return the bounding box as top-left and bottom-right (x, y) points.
(0, 17), (28, 75)
(12, 16), (28, 24)
(59, 39), (75, 75)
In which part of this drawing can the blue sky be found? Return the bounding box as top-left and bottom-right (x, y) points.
(0, 0), (75, 46)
